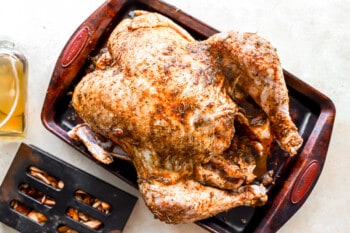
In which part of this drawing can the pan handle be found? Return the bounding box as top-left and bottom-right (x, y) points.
(59, 0), (127, 69)
(41, 0), (127, 133)
(255, 98), (335, 233)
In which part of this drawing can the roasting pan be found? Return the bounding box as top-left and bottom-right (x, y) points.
(41, 0), (336, 232)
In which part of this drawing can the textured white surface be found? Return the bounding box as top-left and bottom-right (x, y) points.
(0, 0), (349, 232)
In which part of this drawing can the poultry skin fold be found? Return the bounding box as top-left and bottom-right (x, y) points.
(69, 11), (303, 223)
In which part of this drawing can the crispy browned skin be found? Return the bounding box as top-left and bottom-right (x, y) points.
(71, 11), (302, 223)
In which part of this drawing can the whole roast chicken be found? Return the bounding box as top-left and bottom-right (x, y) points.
(69, 11), (303, 223)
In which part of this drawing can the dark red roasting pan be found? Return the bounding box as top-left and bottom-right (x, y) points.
(41, 0), (336, 232)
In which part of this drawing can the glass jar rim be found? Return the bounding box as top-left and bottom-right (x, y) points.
(0, 40), (15, 49)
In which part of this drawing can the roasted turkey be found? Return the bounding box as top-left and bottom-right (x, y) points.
(68, 11), (303, 223)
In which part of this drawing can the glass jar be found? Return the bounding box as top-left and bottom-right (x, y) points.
(0, 40), (28, 138)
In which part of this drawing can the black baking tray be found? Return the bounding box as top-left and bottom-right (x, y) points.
(40, 0), (336, 232)
(0, 143), (137, 233)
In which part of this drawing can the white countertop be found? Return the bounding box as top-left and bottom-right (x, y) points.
(0, 0), (349, 232)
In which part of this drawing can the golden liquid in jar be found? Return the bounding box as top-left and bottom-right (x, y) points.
(0, 54), (27, 138)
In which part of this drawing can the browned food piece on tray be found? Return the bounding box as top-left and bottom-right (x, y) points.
(69, 10), (303, 224)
